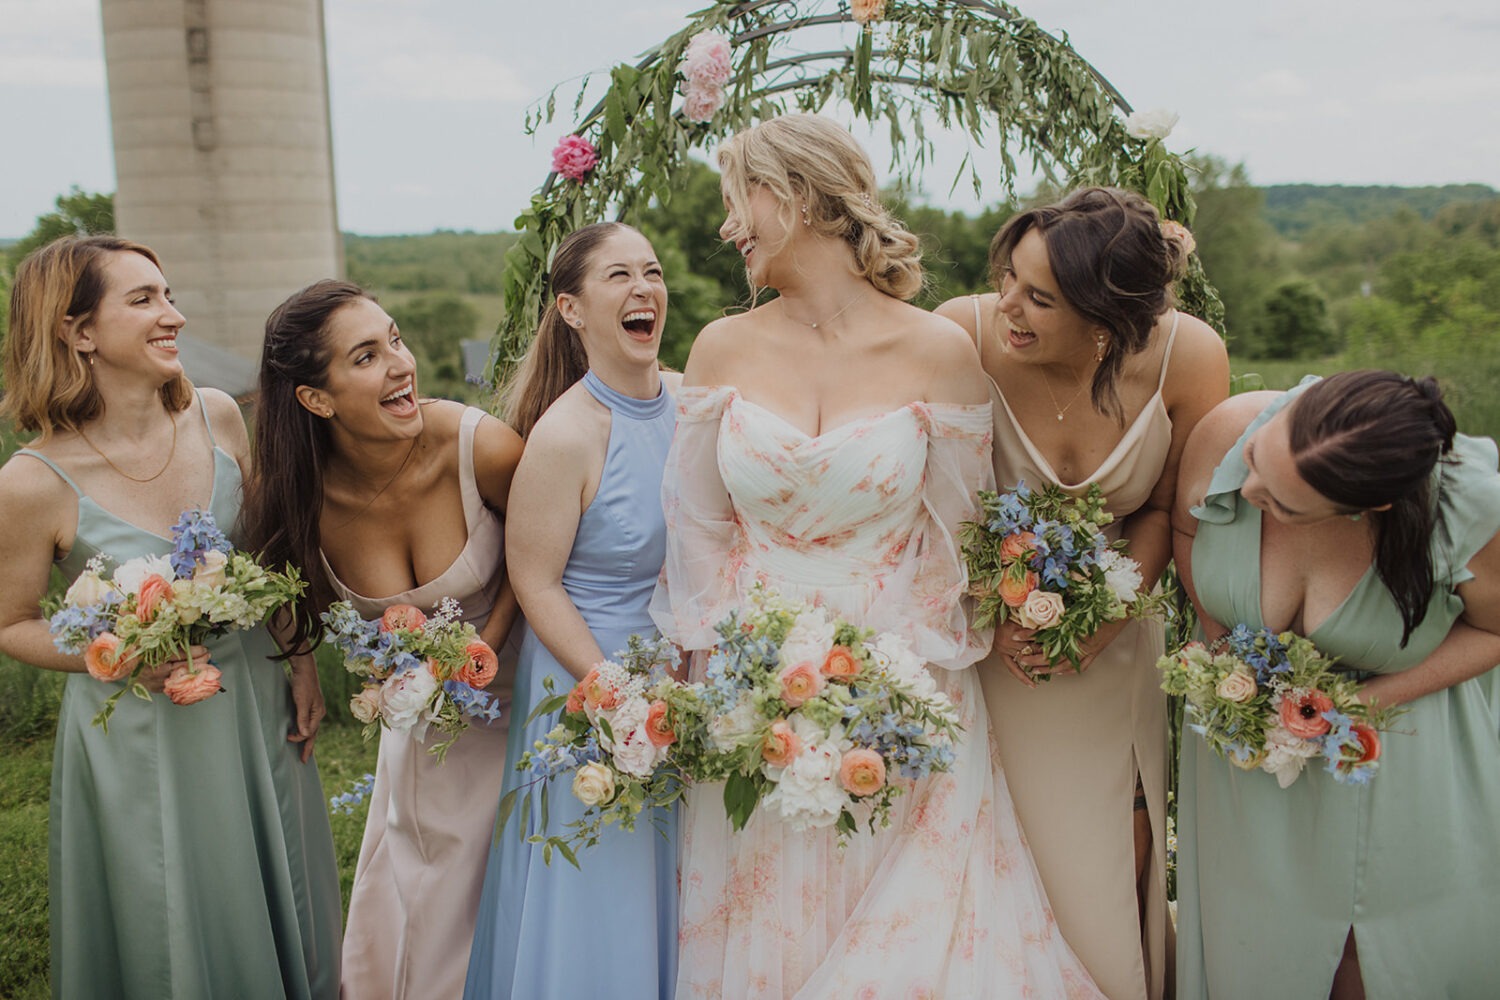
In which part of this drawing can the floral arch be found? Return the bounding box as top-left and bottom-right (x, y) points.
(491, 0), (1221, 374)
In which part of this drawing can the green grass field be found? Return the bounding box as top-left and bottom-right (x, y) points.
(0, 720), (380, 998)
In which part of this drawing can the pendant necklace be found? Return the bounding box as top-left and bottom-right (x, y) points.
(1040, 366), (1091, 422)
(784, 291), (865, 330)
(77, 412), (179, 483)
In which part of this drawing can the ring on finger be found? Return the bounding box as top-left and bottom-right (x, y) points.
(1018, 644), (1033, 657)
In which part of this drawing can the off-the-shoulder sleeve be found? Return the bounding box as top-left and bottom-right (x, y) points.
(864, 401), (997, 671)
(1434, 432), (1500, 589)
(1192, 377), (1318, 525)
(650, 386), (742, 650)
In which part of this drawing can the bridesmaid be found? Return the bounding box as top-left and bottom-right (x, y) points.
(937, 187), (1229, 1000)
(464, 222), (678, 999)
(0, 236), (340, 997)
(1172, 371), (1500, 998)
(239, 280), (524, 1000)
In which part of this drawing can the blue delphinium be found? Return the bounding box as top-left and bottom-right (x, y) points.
(329, 772), (376, 815)
(168, 508), (233, 578)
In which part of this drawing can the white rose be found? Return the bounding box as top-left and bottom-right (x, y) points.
(65, 571), (113, 608)
(1124, 108), (1179, 140)
(1017, 590), (1066, 630)
(1214, 669), (1259, 704)
(1260, 724), (1322, 788)
(191, 550), (229, 589)
(378, 667), (438, 734)
(1098, 549), (1144, 604)
(762, 739), (846, 830)
(779, 608), (836, 671)
(612, 725), (666, 778)
(113, 554), (176, 595)
(709, 695), (762, 752)
(349, 686), (382, 724)
(572, 761), (616, 807)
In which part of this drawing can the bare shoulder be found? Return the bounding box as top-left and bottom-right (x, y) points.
(660, 370), (685, 395)
(0, 450), (73, 531)
(417, 397), (467, 441)
(1164, 314), (1229, 381)
(1181, 391), (1275, 477)
(899, 305), (987, 404)
(683, 313), (755, 386)
(524, 382), (609, 465)
(932, 292), (985, 337)
(198, 387), (251, 454)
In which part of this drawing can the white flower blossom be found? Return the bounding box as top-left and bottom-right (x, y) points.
(612, 724), (667, 778)
(709, 694), (761, 752)
(1260, 724), (1322, 788)
(113, 554), (176, 595)
(1098, 549), (1144, 603)
(65, 571), (113, 607)
(379, 667), (439, 737)
(1123, 108), (1179, 140)
(761, 728), (847, 830)
(778, 607), (836, 670)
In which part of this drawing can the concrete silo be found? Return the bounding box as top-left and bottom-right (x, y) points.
(101, 0), (342, 394)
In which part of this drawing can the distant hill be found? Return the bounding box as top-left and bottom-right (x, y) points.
(344, 230), (516, 296)
(1262, 184), (1498, 238)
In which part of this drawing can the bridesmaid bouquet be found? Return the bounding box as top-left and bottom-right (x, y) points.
(46, 508), (306, 730)
(961, 481), (1159, 677)
(1158, 625), (1404, 787)
(500, 634), (686, 868)
(320, 597), (505, 760)
(673, 586), (963, 839)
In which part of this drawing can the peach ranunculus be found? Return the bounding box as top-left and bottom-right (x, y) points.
(821, 645), (860, 679)
(645, 701), (676, 748)
(1017, 589), (1065, 630)
(457, 640), (499, 689)
(761, 719), (802, 767)
(424, 657), (444, 680)
(163, 663), (223, 706)
(580, 668), (620, 711)
(84, 632), (136, 682)
(565, 681), (587, 714)
(1278, 689), (1335, 739)
(1160, 220), (1198, 256)
(998, 570), (1038, 608)
(1214, 669), (1259, 704)
(777, 661), (825, 708)
(850, 0), (886, 25)
(1350, 723), (1382, 764)
(839, 747), (887, 797)
(998, 531), (1037, 562)
(135, 574), (175, 623)
(380, 604), (427, 633)
(349, 685), (382, 724)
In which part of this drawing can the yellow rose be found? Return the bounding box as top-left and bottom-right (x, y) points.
(572, 761), (616, 807)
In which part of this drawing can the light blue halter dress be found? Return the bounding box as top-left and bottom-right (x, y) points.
(464, 370), (680, 999)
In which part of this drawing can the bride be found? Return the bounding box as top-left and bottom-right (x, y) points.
(650, 113), (1103, 999)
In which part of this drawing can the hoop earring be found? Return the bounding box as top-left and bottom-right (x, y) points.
(1094, 336), (1107, 363)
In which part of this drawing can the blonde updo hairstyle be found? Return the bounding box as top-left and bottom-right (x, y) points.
(717, 113), (924, 301)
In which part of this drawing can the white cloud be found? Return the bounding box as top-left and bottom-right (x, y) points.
(1239, 69), (1309, 100)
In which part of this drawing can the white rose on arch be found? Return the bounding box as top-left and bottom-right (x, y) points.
(1123, 108), (1179, 140)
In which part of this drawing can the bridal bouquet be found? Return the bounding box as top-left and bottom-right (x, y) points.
(672, 586), (963, 839)
(961, 481), (1157, 677)
(499, 634), (685, 868)
(1158, 625), (1403, 787)
(321, 598), (505, 760)
(46, 508), (306, 729)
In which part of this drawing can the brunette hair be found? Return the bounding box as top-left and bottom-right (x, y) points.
(238, 279), (375, 650)
(3, 235), (192, 436)
(500, 221), (632, 439)
(1288, 370), (1459, 646)
(987, 186), (1188, 419)
(717, 113), (924, 301)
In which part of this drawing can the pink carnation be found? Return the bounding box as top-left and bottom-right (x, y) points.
(164, 663), (223, 706)
(551, 135), (598, 182)
(682, 31), (733, 88)
(683, 83), (724, 123)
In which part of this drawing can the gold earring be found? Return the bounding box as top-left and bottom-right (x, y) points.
(84, 352), (95, 367)
(801, 203), (811, 226)
(1094, 336), (1107, 363)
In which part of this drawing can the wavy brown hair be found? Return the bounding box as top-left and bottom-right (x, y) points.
(3, 235), (192, 437)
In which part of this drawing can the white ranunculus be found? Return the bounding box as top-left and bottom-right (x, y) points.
(65, 571), (113, 608)
(1123, 108), (1179, 140)
(709, 695), (762, 752)
(379, 667), (438, 734)
(113, 555), (176, 595)
(762, 738), (847, 830)
(1260, 724), (1322, 788)
(779, 608), (836, 671)
(1098, 549), (1144, 603)
(191, 549), (229, 589)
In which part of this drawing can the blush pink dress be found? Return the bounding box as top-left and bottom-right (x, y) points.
(651, 386), (1104, 1000)
(331, 407), (518, 1000)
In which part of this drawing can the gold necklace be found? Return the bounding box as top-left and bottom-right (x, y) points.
(783, 291), (865, 330)
(333, 437), (420, 528)
(1040, 366), (1091, 422)
(77, 413), (178, 483)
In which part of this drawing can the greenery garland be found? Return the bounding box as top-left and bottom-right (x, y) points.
(492, 0), (1223, 376)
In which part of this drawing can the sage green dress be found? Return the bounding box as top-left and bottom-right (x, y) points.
(1175, 381), (1500, 999)
(21, 415), (341, 999)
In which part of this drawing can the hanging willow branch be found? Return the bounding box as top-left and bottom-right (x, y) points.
(491, 0), (1222, 378)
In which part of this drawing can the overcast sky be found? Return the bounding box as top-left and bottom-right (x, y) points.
(2, 0), (1497, 237)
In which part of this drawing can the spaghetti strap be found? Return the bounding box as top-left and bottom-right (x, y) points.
(970, 294), (985, 364)
(194, 389), (218, 447)
(13, 449), (84, 497)
(1156, 310), (1181, 393)
(457, 406), (486, 528)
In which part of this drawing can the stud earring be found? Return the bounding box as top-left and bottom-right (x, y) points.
(1347, 512), (1363, 522)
